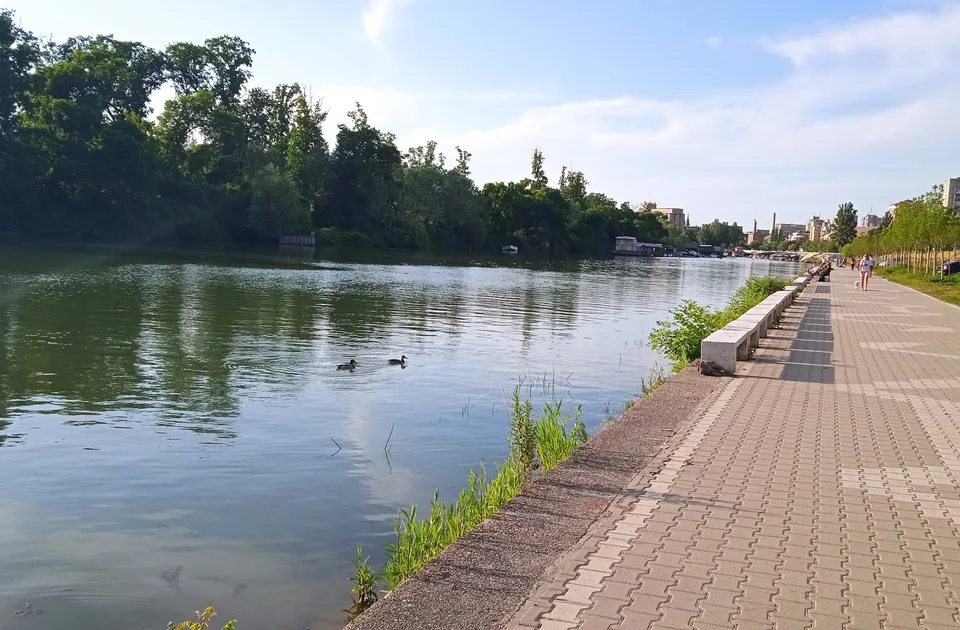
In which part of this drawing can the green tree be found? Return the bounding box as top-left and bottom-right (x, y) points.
(247, 163), (310, 238)
(530, 148), (547, 190)
(832, 202), (858, 249)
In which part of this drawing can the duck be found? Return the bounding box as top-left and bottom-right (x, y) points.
(336, 359), (358, 370)
(387, 355), (407, 365)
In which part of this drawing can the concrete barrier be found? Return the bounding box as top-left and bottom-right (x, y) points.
(700, 276), (810, 375)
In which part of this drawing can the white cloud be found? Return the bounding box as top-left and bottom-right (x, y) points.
(703, 36), (723, 48)
(321, 3), (960, 224)
(361, 0), (408, 48)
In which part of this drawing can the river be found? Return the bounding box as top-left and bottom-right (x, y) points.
(0, 246), (800, 630)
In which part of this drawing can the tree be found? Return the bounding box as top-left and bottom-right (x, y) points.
(559, 169), (587, 213)
(832, 202), (858, 249)
(0, 9), (39, 136)
(453, 146), (471, 177)
(2, 9), (724, 254)
(530, 148), (547, 190)
(247, 164), (310, 238)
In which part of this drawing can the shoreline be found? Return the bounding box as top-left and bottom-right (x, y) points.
(340, 364), (725, 630)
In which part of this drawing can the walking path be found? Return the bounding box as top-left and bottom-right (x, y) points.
(507, 270), (960, 630)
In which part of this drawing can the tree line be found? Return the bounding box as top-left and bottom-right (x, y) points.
(2, 10), (719, 254)
(843, 184), (960, 273)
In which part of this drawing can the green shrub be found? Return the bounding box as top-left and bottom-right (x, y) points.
(649, 300), (728, 368)
(314, 226), (341, 246)
(649, 276), (789, 370)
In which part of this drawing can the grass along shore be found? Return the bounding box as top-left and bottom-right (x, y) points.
(347, 388), (589, 619)
(875, 265), (960, 307)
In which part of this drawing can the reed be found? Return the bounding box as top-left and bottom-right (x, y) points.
(360, 387), (588, 597)
(640, 364), (667, 396)
(346, 546), (380, 620)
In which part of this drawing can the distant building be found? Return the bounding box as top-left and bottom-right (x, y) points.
(862, 214), (880, 228)
(639, 201), (658, 212)
(656, 207), (686, 229)
(944, 178), (960, 213)
(746, 229), (769, 246)
(806, 216), (830, 242)
(775, 222), (807, 240)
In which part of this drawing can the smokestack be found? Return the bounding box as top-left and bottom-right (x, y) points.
(753, 219), (757, 233)
(772, 212), (777, 236)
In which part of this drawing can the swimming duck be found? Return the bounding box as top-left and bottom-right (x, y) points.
(388, 355), (407, 365)
(337, 359), (358, 370)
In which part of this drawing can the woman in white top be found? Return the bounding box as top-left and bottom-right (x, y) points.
(858, 254), (874, 291)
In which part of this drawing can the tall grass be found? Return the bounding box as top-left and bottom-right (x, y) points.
(649, 276), (790, 370)
(352, 387), (589, 607)
(168, 607), (236, 630)
(346, 547), (380, 621)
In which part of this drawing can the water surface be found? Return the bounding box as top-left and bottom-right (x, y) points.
(0, 247), (800, 629)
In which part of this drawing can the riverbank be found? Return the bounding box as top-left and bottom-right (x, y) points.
(875, 265), (960, 307)
(340, 365), (724, 630)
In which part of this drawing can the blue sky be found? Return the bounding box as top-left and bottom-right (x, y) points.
(7, 0), (959, 226)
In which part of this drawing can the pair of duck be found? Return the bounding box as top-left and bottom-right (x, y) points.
(337, 355), (407, 370)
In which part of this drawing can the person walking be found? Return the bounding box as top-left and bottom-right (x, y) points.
(858, 253), (874, 291)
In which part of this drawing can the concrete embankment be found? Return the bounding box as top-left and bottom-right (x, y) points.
(341, 365), (726, 630)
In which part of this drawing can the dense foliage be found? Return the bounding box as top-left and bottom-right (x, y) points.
(842, 183), (960, 273)
(0, 10), (683, 253)
(649, 276), (789, 369)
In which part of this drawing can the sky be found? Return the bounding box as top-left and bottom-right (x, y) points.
(6, 0), (960, 227)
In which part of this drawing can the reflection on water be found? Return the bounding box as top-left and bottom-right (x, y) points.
(0, 247), (800, 629)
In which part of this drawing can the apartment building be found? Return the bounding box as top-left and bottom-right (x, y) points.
(656, 207), (686, 229)
(944, 178), (960, 213)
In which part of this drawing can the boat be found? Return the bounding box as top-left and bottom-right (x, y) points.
(501, 245), (519, 254)
(613, 236), (664, 257)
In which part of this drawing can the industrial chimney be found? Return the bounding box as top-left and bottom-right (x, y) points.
(772, 212), (777, 237)
(753, 219), (757, 233)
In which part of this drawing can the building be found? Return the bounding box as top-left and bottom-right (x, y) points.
(655, 207), (686, 229)
(775, 223), (807, 240)
(806, 216), (829, 242)
(746, 229), (769, 246)
(944, 178), (960, 213)
(639, 201), (658, 213)
(862, 214), (880, 228)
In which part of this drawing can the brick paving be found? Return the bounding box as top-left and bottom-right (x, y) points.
(507, 270), (960, 630)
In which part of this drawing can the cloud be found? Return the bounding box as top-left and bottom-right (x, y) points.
(703, 36), (723, 48)
(339, 3), (958, 222)
(361, 0), (408, 48)
(760, 3), (960, 67)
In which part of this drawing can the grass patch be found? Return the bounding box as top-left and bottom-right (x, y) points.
(168, 607), (236, 630)
(349, 387), (588, 616)
(876, 265), (960, 307)
(648, 276), (790, 370)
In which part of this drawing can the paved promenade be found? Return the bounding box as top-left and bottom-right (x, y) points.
(507, 270), (960, 630)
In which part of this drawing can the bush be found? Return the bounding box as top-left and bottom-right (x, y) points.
(649, 300), (727, 367)
(649, 276), (789, 370)
(315, 226), (341, 246)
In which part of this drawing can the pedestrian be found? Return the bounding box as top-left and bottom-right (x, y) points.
(858, 253), (874, 291)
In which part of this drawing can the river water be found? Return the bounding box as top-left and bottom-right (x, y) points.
(0, 247), (800, 630)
